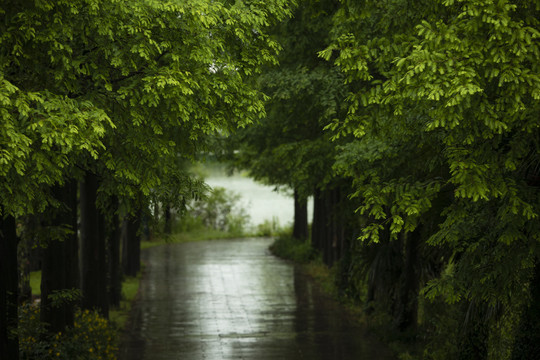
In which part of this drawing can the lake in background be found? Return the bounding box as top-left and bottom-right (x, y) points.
(203, 166), (313, 230)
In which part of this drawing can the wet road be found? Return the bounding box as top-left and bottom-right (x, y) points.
(119, 238), (395, 360)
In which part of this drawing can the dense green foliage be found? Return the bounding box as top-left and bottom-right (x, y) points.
(230, 0), (540, 359)
(230, 0), (345, 198)
(320, 0), (539, 358)
(2, 0), (539, 358)
(1, 0), (294, 212)
(19, 306), (117, 360)
(0, 0), (294, 358)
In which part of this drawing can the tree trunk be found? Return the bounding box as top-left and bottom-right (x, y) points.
(511, 259), (540, 360)
(292, 189), (308, 241)
(365, 275), (376, 315)
(311, 188), (324, 254)
(108, 197), (122, 308)
(41, 180), (79, 332)
(322, 188), (333, 266)
(122, 213), (141, 277)
(365, 228), (403, 319)
(333, 187), (349, 265)
(0, 214), (19, 360)
(164, 204), (172, 234)
(80, 171), (108, 318)
(18, 216), (38, 304)
(394, 230), (420, 332)
(311, 187), (340, 266)
(312, 185), (352, 267)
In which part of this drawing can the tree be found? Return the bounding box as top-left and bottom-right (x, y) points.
(323, 0), (540, 355)
(1, 0), (294, 356)
(40, 181), (79, 332)
(0, 216), (19, 359)
(232, 0), (348, 251)
(0, 1), (110, 354)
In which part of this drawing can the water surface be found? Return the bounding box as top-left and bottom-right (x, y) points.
(205, 174), (295, 228)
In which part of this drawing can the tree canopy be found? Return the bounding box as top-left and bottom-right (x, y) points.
(1, 0), (294, 358)
(319, 0), (540, 357)
(3, 0), (540, 358)
(1, 0), (294, 211)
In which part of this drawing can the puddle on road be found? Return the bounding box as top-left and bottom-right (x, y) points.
(119, 238), (396, 360)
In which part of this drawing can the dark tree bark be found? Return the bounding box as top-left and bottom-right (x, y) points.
(164, 204), (172, 234)
(122, 213), (141, 277)
(18, 216), (38, 304)
(363, 227), (403, 318)
(292, 189), (309, 241)
(80, 171), (108, 318)
(323, 188), (336, 266)
(0, 214), (19, 360)
(108, 197), (122, 308)
(394, 230), (420, 332)
(41, 181), (79, 332)
(511, 259), (540, 360)
(333, 187), (349, 265)
(311, 188), (324, 254)
(313, 187), (345, 267)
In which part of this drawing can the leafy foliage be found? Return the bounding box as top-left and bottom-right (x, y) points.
(179, 186), (250, 235)
(230, 0), (346, 199)
(0, 0), (296, 214)
(269, 235), (317, 263)
(19, 306), (117, 360)
(322, 0), (540, 357)
(1, 1), (296, 358)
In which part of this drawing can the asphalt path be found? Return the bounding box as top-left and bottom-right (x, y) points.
(119, 237), (395, 360)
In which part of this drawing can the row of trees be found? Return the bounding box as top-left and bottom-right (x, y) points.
(232, 0), (539, 359)
(0, 0), (293, 358)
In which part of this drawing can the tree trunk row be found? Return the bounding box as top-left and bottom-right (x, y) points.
(41, 181), (79, 332)
(0, 215), (19, 360)
(309, 183), (423, 333)
(0, 171), (144, 359)
(80, 172), (109, 317)
(311, 186), (349, 267)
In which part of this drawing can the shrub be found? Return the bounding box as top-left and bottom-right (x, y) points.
(255, 217), (282, 237)
(269, 235), (316, 263)
(19, 305), (117, 360)
(179, 186), (250, 235)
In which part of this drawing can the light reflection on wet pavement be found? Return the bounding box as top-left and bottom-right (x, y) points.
(119, 238), (396, 360)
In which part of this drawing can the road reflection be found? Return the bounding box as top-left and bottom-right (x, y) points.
(119, 238), (395, 360)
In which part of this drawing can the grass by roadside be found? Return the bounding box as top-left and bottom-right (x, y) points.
(109, 275), (141, 330)
(141, 228), (240, 250)
(269, 236), (344, 300)
(28, 270), (140, 330)
(269, 236), (347, 302)
(29, 270), (41, 296)
(143, 218), (287, 250)
(268, 236), (315, 264)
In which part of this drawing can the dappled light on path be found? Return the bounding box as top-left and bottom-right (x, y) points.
(120, 238), (395, 360)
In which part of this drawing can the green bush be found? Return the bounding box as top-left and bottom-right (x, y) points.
(269, 235), (316, 263)
(19, 305), (117, 360)
(178, 186), (250, 236)
(255, 217), (282, 237)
